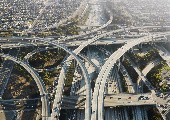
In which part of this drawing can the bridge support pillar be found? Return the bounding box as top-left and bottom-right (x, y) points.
(138, 43), (143, 49)
(73, 59), (77, 68)
(117, 59), (120, 71)
(122, 55), (125, 62)
(137, 80), (144, 93)
(129, 48), (134, 53)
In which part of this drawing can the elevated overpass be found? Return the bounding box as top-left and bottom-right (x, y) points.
(61, 93), (155, 109)
(1, 25), (170, 120)
(0, 54), (50, 120)
(1, 36), (170, 49)
(1, 25), (170, 48)
(0, 8), (114, 119)
(46, 7), (114, 120)
(92, 31), (170, 120)
(32, 41), (91, 120)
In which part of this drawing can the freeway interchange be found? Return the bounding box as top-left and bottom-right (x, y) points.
(1, 0), (170, 120)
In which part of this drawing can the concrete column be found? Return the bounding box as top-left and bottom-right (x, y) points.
(141, 81), (144, 93)
(140, 43), (143, 49)
(122, 55), (125, 62)
(117, 59), (120, 71)
(130, 48), (134, 53)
